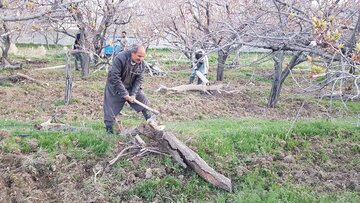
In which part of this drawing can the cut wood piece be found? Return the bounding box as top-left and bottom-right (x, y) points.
(195, 70), (210, 85)
(147, 119), (165, 131)
(135, 134), (146, 146)
(131, 124), (232, 192)
(157, 84), (223, 94)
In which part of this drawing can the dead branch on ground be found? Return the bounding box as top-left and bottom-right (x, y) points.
(35, 118), (79, 131)
(0, 73), (49, 86)
(107, 124), (232, 192)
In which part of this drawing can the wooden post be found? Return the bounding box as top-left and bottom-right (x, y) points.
(64, 52), (72, 105)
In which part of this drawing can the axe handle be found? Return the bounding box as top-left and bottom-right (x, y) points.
(133, 99), (160, 115)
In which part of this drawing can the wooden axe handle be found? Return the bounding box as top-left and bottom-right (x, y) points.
(133, 99), (160, 115)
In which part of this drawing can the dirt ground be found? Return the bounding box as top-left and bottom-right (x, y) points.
(0, 59), (351, 124)
(0, 59), (358, 202)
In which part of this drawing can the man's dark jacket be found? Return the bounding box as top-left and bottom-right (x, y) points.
(106, 51), (145, 97)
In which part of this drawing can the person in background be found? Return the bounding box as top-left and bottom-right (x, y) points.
(119, 31), (128, 52)
(189, 49), (209, 84)
(73, 33), (82, 71)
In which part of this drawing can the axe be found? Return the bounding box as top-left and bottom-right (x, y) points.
(133, 99), (160, 115)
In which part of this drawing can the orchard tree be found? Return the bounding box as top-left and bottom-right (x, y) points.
(0, 0), (82, 67)
(230, 0), (360, 107)
(57, 0), (133, 77)
(142, 0), (246, 81)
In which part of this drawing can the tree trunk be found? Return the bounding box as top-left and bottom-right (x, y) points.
(216, 50), (228, 81)
(268, 50), (284, 108)
(280, 51), (305, 84)
(54, 32), (60, 45)
(78, 28), (90, 78)
(268, 51), (306, 108)
(43, 33), (50, 49)
(80, 52), (90, 78)
(231, 48), (241, 67)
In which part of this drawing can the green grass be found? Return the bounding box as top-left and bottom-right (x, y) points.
(0, 120), (118, 157)
(320, 100), (360, 113)
(15, 43), (71, 49)
(0, 117), (359, 202)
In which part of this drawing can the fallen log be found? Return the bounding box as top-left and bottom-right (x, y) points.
(34, 64), (66, 71)
(35, 119), (78, 131)
(0, 58), (22, 70)
(0, 64), (22, 70)
(16, 73), (49, 86)
(128, 124), (232, 192)
(144, 61), (166, 76)
(157, 84), (223, 94)
(0, 73), (49, 86)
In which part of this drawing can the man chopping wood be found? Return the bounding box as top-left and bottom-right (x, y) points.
(189, 49), (209, 84)
(103, 43), (157, 134)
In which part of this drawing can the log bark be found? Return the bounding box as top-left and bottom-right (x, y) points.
(129, 124), (232, 192)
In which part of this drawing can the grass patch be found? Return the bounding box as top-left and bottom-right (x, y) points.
(320, 100), (360, 113)
(0, 120), (118, 157)
(0, 117), (359, 202)
(166, 117), (359, 161)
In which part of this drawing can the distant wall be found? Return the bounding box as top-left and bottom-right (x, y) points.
(15, 32), (268, 52)
(15, 31), (174, 49)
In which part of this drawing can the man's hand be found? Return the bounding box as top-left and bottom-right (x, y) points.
(124, 95), (135, 103)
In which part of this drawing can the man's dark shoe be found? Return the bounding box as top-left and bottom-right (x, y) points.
(106, 126), (114, 134)
(189, 76), (195, 84)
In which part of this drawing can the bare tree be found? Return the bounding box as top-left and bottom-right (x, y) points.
(52, 0), (134, 77)
(0, 0), (82, 67)
(142, 0), (245, 80)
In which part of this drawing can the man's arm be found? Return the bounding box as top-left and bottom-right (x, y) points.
(108, 55), (129, 97)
